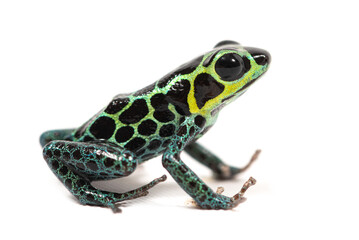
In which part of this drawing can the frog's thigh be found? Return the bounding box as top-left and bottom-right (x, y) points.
(42, 140), (140, 208)
(40, 128), (75, 147)
(44, 140), (137, 181)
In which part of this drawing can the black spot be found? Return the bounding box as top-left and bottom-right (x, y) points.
(199, 194), (206, 202)
(162, 139), (171, 148)
(153, 110), (175, 123)
(119, 99), (149, 124)
(65, 179), (72, 189)
(202, 184), (209, 192)
(166, 79), (191, 115)
(89, 116), (116, 140)
(176, 125), (187, 137)
(59, 166), (68, 176)
(133, 82), (156, 96)
(189, 181), (196, 189)
(157, 56), (203, 89)
(72, 149), (82, 160)
(104, 157), (115, 167)
(138, 120), (157, 136)
(189, 126), (195, 136)
(151, 94), (175, 122)
(151, 93), (168, 110)
(194, 73), (224, 109)
(87, 161), (98, 171)
(179, 116), (186, 125)
(195, 115), (206, 128)
(77, 179), (86, 188)
(148, 139), (161, 150)
(177, 141), (183, 149)
(104, 97), (130, 114)
(86, 194), (95, 202)
(53, 149), (61, 157)
(115, 126), (134, 143)
(51, 160), (59, 170)
(159, 124), (176, 137)
(125, 137), (146, 152)
(63, 151), (70, 160)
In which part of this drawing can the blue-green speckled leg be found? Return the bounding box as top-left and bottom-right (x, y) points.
(162, 117), (255, 209)
(43, 140), (166, 211)
(185, 142), (260, 179)
(40, 129), (75, 147)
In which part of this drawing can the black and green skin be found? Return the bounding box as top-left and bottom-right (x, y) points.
(40, 41), (271, 210)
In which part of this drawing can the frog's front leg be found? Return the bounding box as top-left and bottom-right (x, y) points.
(43, 140), (166, 211)
(162, 117), (256, 209)
(185, 142), (260, 180)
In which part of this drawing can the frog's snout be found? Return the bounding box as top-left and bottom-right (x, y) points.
(244, 47), (271, 66)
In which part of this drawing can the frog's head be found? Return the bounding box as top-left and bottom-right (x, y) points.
(187, 40), (271, 116)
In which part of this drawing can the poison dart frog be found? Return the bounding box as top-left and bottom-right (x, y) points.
(40, 40), (271, 211)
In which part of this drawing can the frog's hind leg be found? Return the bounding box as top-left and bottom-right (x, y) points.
(40, 128), (75, 147)
(42, 140), (166, 211)
(184, 142), (260, 180)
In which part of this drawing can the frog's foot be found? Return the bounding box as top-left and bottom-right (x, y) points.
(186, 177), (256, 209)
(230, 176), (256, 206)
(106, 175), (167, 213)
(209, 176), (256, 209)
(215, 150), (261, 180)
(80, 175), (167, 213)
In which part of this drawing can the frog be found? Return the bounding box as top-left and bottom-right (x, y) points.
(40, 40), (271, 211)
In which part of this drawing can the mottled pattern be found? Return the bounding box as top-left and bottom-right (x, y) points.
(42, 138), (166, 211)
(40, 41), (271, 211)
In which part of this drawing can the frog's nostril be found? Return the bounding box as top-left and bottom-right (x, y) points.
(244, 47), (271, 66)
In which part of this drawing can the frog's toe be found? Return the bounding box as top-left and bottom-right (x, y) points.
(230, 176), (256, 207)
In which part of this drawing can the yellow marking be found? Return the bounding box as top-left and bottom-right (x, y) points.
(186, 57), (262, 115)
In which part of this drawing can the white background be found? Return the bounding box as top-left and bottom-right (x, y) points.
(1, 0), (358, 239)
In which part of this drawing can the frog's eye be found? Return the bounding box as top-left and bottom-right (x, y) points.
(215, 53), (245, 82)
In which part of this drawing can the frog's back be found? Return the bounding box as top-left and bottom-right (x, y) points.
(72, 55), (204, 160)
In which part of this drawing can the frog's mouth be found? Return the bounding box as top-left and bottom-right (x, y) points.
(210, 74), (263, 117)
(221, 77), (258, 104)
